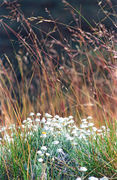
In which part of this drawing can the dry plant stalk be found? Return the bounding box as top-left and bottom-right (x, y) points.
(0, 0), (116, 127)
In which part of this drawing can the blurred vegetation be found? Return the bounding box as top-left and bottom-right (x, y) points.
(0, 0), (116, 127)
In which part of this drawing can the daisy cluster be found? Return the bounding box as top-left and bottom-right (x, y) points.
(22, 113), (110, 141)
(0, 113), (111, 179)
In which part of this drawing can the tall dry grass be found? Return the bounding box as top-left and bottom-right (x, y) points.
(0, 0), (116, 128)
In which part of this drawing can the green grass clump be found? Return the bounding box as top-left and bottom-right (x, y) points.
(0, 113), (117, 179)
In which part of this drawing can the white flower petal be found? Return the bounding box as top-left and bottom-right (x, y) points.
(100, 177), (109, 180)
(76, 177), (81, 180)
(46, 153), (50, 157)
(41, 146), (47, 151)
(79, 167), (87, 172)
(53, 141), (59, 145)
(88, 176), (98, 180)
(36, 113), (41, 116)
(45, 113), (52, 118)
(29, 112), (35, 116)
(38, 158), (43, 162)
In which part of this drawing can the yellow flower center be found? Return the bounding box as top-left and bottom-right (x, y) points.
(42, 131), (46, 134)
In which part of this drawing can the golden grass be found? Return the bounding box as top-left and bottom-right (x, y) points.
(0, 0), (116, 128)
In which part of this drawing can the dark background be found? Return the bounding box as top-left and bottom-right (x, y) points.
(0, 0), (117, 57)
